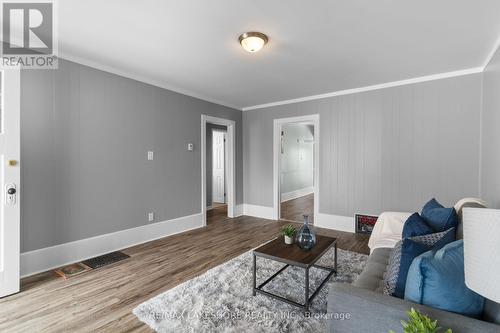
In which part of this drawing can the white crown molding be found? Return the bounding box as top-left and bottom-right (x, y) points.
(242, 67), (484, 111)
(20, 212), (203, 278)
(57, 53), (242, 111)
(483, 34), (500, 69)
(59, 39), (498, 113)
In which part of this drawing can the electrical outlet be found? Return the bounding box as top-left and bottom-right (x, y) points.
(148, 212), (154, 222)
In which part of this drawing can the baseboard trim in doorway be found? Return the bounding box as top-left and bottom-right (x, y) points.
(315, 213), (355, 233)
(20, 213), (204, 278)
(280, 187), (314, 203)
(234, 204), (244, 217)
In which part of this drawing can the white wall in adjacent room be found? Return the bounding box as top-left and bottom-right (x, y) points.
(280, 123), (314, 199)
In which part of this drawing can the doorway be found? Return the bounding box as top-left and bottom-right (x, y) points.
(280, 123), (314, 223)
(0, 69), (21, 297)
(273, 115), (319, 224)
(201, 115), (236, 226)
(208, 126), (227, 221)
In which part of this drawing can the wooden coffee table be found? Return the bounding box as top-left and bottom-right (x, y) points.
(252, 235), (337, 311)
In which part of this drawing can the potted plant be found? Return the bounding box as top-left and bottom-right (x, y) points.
(390, 308), (452, 333)
(281, 224), (296, 245)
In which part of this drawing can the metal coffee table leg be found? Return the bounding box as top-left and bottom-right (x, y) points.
(252, 252), (256, 296)
(304, 267), (310, 312)
(334, 242), (338, 275)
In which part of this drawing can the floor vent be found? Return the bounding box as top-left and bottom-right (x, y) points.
(82, 251), (130, 269)
(54, 263), (92, 279)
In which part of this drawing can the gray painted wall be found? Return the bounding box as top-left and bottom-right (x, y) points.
(481, 47), (500, 208)
(19, 58), (488, 251)
(244, 74), (482, 217)
(281, 123), (314, 195)
(21, 59), (243, 252)
(206, 123), (227, 207)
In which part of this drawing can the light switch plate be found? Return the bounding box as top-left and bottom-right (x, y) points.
(148, 151), (154, 160)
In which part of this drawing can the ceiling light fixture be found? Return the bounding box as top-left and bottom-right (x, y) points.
(238, 32), (268, 53)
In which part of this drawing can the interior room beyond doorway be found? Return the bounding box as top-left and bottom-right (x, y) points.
(206, 123), (228, 220)
(280, 122), (314, 224)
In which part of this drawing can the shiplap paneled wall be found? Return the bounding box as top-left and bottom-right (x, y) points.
(481, 44), (500, 208)
(243, 74), (482, 217)
(21, 59), (243, 252)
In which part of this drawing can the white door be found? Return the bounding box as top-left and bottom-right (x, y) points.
(0, 69), (21, 297)
(212, 131), (225, 203)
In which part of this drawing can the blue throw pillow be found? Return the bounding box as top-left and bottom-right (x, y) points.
(405, 240), (485, 318)
(383, 228), (455, 299)
(402, 213), (434, 238)
(421, 198), (459, 232)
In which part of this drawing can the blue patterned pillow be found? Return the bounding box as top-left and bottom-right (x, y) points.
(383, 228), (455, 298)
(402, 213), (434, 238)
(421, 198), (459, 232)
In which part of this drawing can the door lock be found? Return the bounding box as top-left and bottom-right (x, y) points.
(5, 184), (16, 205)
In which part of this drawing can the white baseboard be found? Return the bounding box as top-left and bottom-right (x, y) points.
(234, 204), (244, 217)
(243, 204), (277, 220)
(20, 213), (204, 278)
(281, 187), (314, 202)
(315, 213), (355, 233)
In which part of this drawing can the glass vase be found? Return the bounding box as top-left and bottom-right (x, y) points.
(295, 215), (316, 250)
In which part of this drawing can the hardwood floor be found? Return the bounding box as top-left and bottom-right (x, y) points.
(211, 202), (226, 209)
(206, 204), (228, 224)
(0, 214), (368, 332)
(281, 193), (314, 224)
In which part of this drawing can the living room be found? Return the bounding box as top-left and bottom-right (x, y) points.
(1, 1), (500, 332)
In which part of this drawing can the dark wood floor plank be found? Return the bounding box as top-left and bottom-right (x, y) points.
(0, 211), (368, 332)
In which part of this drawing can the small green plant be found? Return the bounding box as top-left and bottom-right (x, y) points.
(280, 224), (296, 237)
(390, 308), (452, 333)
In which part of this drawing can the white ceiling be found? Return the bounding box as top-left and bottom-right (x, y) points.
(58, 0), (500, 110)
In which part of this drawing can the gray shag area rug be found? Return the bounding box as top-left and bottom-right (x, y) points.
(133, 246), (367, 333)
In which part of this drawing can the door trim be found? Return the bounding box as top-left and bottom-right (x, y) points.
(273, 114), (319, 221)
(0, 68), (21, 297)
(201, 115), (236, 225)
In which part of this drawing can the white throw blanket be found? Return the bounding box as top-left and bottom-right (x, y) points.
(368, 211), (411, 252)
(368, 198), (487, 253)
